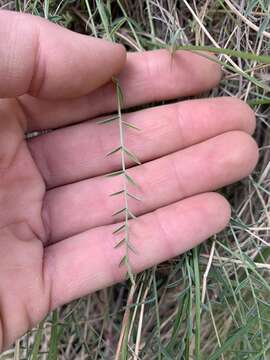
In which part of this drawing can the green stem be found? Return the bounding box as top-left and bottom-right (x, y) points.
(173, 45), (270, 64)
(193, 247), (201, 360)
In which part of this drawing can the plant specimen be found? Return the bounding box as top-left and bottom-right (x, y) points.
(98, 77), (141, 284)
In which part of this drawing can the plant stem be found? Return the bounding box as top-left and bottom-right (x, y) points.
(115, 78), (135, 285)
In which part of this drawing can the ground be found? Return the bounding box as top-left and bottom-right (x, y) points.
(0, 1), (270, 359)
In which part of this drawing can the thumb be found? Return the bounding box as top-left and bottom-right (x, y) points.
(0, 10), (126, 99)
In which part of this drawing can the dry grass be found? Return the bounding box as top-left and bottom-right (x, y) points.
(0, 1), (270, 359)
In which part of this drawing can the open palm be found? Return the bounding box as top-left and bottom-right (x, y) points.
(0, 11), (258, 351)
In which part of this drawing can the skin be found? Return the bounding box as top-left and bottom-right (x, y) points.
(0, 10), (259, 351)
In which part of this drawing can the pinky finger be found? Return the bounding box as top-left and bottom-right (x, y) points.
(44, 192), (231, 309)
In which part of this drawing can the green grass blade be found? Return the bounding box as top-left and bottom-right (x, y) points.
(48, 310), (60, 360)
(29, 321), (45, 360)
(174, 45), (270, 64)
(193, 247), (201, 360)
(208, 317), (258, 360)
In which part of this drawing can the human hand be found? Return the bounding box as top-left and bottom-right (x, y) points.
(0, 10), (258, 351)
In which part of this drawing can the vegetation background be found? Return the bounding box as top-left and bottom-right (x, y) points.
(0, 0), (269, 359)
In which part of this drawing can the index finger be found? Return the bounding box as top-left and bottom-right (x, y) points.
(22, 49), (222, 131)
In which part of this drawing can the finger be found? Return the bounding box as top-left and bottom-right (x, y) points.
(44, 192), (231, 309)
(0, 10), (125, 99)
(21, 49), (222, 131)
(29, 97), (255, 188)
(43, 131), (258, 243)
